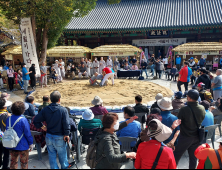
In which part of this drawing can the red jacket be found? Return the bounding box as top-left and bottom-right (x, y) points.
(135, 140), (177, 169)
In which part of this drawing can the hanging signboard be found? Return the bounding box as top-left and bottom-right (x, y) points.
(183, 54), (186, 59)
(20, 18), (40, 77)
(132, 38), (186, 47)
(178, 51), (220, 55)
(202, 54), (208, 59)
(5, 55), (13, 60)
(149, 30), (169, 36)
(48, 53), (85, 57)
(92, 52), (136, 57)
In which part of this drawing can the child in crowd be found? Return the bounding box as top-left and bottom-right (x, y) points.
(51, 67), (58, 84)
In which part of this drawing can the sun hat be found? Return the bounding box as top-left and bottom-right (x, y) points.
(187, 89), (199, 101)
(190, 57), (194, 60)
(157, 97), (173, 110)
(4, 100), (12, 107)
(155, 93), (163, 101)
(82, 109), (94, 121)
(91, 96), (103, 106)
(200, 100), (210, 110)
(175, 91), (183, 99)
(147, 119), (172, 142)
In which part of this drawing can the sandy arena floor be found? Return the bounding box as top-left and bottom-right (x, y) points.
(14, 79), (173, 107)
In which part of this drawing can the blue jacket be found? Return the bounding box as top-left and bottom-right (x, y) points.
(24, 103), (36, 117)
(161, 111), (180, 146)
(199, 58), (206, 66)
(220, 59), (222, 65)
(201, 110), (214, 130)
(116, 119), (141, 147)
(176, 57), (181, 65)
(6, 115), (33, 151)
(22, 67), (30, 81)
(34, 103), (70, 136)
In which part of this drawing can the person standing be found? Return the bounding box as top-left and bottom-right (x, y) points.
(150, 54), (156, 77)
(99, 57), (106, 74)
(85, 58), (91, 77)
(106, 56), (113, 68)
(155, 59), (164, 79)
(54, 60), (62, 82)
(16, 69), (24, 90)
(89, 59), (94, 77)
(93, 58), (99, 74)
(141, 60), (148, 79)
(177, 61), (192, 93)
(40, 62), (47, 88)
(1, 57), (5, 67)
(7, 65), (14, 92)
(114, 57), (119, 71)
(199, 56), (206, 68)
(34, 91), (74, 169)
(59, 59), (65, 79)
(174, 89), (206, 169)
(212, 69), (222, 100)
(29, 64), (36, 90)
(22, 63), (32, 94)
(176, 55), (182, 70)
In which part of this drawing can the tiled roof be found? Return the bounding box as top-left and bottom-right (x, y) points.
(66, 0), (222, 32)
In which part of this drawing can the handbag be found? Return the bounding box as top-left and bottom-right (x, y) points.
(188, 106), (205, 144)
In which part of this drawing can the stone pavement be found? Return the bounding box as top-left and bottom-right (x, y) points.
(3, 74), (219, 169)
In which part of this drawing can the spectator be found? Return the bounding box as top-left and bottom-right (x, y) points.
(140, 60), (148, 79)
(124, 63), (131, 70)
(190, 67), (199, 85)
(150, 54), (156, 77)
(211, 98), (222, 117)
(1, 57), (5, 67)
(3, 62), (9, 70)
(29, 64), (36, 90)
(38, 96), (50, 113)
(0, 98), (11, 169)
(6, 101), (33, 169)
(90, 96), (108, 115)
(155, 59), (164, 79)
(116, 107), (141, 147)
(94, 113), (136, 169)
(114, 58), (119, 71)
(16, 69), (24, 90)
(34, 91), (75, 169)
(150, 93), (163, 110)
(78, 64), (88, 79)
(71, 65), (77, 80)
(158, 97), (180, 149)
(200, 100), (214, 129)
(134, 95), (149, 124)
(135, 119), (177, 169)
(195, 137), (222, 169)
(174, 89), (206, 169)
(64, 107), (77, 141)
(199, 56), (206, 68)
(78, 109), (103, 131)
(0, 66), (3, 89)
(189, 57), (196, 70)
(24, 96), (36, 117)
(212, 69), (222, 100)
(194, 56), (199, 65)
(40, 62), (47, 88)
(150, 108), (161, 115)
(197, 82), (213, 103)
(168, 65), (178, 81)
(176, 55), (182, 70)
(195, 69), (211, 91)
(172, 91), (184, 111)
(7, 65), (14, 92)
(177, 61), (192, 93)
(132, 56), (137, 64)
(131, 63), (138, 70)
(50, 67), (58, 84)
(21, 63), (32, 94)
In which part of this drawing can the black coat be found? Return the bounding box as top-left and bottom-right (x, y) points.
(29, 66), (36, 78)
(195, 74), (211, 89)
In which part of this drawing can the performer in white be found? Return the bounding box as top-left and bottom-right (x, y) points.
(93, 58), (99, 74)
(85, 58), (91, 77)
(89, 59), (94, 77)
(59, 58), (65, 78)
(114, 57), (119, 71)
(106, 56), (113, 68)
(54, 60), (62, 82)
(101, 67), (114, 86)
(99, 57), (106, 74)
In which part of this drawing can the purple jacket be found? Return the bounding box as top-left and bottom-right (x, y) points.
(90, 106), (108, 115)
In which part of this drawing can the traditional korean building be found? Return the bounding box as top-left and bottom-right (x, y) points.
(64, 0), (222, 57)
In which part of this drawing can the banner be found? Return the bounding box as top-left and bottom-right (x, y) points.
(132, 38), (186, 46)
(20, 18), (40, 77)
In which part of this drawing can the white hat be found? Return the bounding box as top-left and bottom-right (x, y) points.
(155, 93), (163, 101)
(157, 97), (173, 110)
(4, 100), (12, 107)
(24, 102), (29, 110)
(91, 96), (103, 106)
(216, 137), (222, 143)
(82, 109), (94, 121)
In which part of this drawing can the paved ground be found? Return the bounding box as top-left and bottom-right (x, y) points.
(4, 72), (219, 169)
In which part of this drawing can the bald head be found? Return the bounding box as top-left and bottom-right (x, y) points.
(217, 69), (222, 76)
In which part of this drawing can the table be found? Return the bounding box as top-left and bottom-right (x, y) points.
(117, 70), (141, 78)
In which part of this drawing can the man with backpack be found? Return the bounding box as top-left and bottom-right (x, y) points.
(33, 91), (75, 169)
(197, 82), (214, 103)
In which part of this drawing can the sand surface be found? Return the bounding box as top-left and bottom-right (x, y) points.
(14, 79), (173, 107)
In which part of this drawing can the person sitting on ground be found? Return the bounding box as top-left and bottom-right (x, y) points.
(24, 96), (36, 117)
(195, 137), (222, 169)
(78, 109), (103, 132)
(195, 69), (211, 91)
(78, 64), (88, 79)
(0, 98), (11, 169)
(158, 97), (180, 150)
(200, 100), (214, 131)
(197, 82), (213, 103)
(6, 101), (33, 169)
(151, 93), (163, 110)
(172, 91), (184, 116)
(38, 96), (50, 113)
(131, 63), (138, 70)
(116, 107), (141, 148)
(134, 95), (149, 124)
(94, 113), (137, 169)
(211, 98), (222, 117)
(90, 96), (108, 115)
(168, 65), (178, 81)
(135, 119), (178, 169)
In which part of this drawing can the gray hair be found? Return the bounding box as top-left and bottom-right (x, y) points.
(217, 69), (222, 75)
(50, 91), (61, 103)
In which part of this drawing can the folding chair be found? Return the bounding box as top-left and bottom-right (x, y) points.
(31, 131), (43, 160)
(202, 125), (219, 149)
(118, 137), (138, 152)
(135, 113), (147, 130)
(214, 115), (222, 137)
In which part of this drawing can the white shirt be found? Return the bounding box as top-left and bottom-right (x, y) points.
(163, 58), (168, 64)
(106, 59), (113, 67)
(189, 61), (196, 67)
(93, 61), (99, 68)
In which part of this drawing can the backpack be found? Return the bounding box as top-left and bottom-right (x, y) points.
(86, 140), (105, 169)
(202, 90), (213, 103)
(2, 117), (24, 148)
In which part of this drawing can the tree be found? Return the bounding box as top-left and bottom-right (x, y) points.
(0, 0), (121, 63)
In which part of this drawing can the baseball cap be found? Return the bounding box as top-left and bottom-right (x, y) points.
(175, 91), (183, 99)
(197, 82), (205, 88)
(187, 89), (199, 101)
(190, 57), (194, 60)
